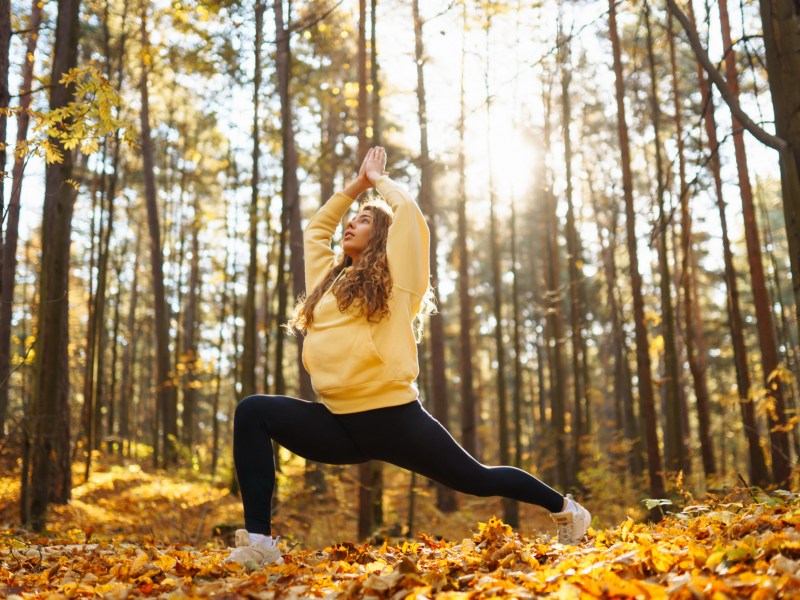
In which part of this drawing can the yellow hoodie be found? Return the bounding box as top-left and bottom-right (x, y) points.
(301, 176), (430, 414)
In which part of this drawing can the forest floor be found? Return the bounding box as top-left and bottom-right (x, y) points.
(1, 456), (799, 599)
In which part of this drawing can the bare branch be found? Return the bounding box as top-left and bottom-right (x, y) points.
(665, 0), (787, 152)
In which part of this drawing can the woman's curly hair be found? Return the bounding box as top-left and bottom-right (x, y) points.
(291, 202), (394, 332)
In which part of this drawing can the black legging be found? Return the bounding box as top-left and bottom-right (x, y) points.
(233, 395), (565, 534)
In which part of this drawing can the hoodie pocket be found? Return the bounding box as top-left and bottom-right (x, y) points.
(303, 321), (386, 393)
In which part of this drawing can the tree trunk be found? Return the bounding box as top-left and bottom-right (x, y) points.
(370, 0), (380, 145)
(510, 198), (524, 473)
(558, 30), (588, 487)
(357, 0), (368, 156)
(0, 0), (43, 437)
(0, 0), (10, 231)
(608, 0), (665, 504)
(212, 191), (232, 477)
(757, 190), (800, 458)
(756, 0), (800, 356)
(119, 220), (141, 450)
(588, 181), (641, 478)
(541, 81), (567, 489)
(90, 146), (117, 462)
(483, 13), (517, 526)
(80, 161), (102, 478)
(355, 0), (379, 538)
(684, 1), (769, 486)
(273, 0), (323, 497)
(181, 193), (201, 450)
(171, 153), (188, 449)
(92, 0), (128, 462)
(27, 0), (81, 530)
(229, 174), (244, 493)
(368, 0), (384, 523)
(261, 210), (274, 395)
(456, 1), (478, 460)
(412, 0), (456, 515)
(241, 0), (265, 400)
(140, 1), (178, 467)
(644, 1), (685, 474)
(108, 255), (123, 445)
(667, 7), (715, 478)
(320, 101), (338, 206)
(720, 0), (792, 484)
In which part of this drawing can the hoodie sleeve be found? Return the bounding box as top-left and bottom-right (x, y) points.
(303, 192), (354, 293)
(376, 176), (430, 297)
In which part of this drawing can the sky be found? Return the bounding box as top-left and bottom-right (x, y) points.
(4, 0), (786, 301)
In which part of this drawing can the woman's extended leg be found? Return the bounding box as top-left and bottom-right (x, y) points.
(337, 400), (565, 513)
(233, 395), (367, 534)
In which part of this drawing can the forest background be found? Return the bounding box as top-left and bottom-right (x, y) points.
(1, 0), (800, 549)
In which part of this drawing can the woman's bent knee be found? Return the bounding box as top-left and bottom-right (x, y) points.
(235, 394), (276, 424)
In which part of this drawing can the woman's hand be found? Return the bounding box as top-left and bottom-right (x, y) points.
(359, 146), (387, 186)
(343, 147), (387, 199)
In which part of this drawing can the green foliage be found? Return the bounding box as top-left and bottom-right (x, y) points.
(14, 66), (137, 164)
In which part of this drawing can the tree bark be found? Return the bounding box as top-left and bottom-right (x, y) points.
(89, 137), (118, 463)
(644, 1), (685, 474)
(87, 0), (128, 465)
(320, 100), (338, 206)
(119, 219), (141, 450)
(181, 193), (201, 450)
(0, 0), (43, 437)
(0, 0), (10, 230)
(541, 81), (567, 489)
(719, 0), (792, 483)
(212, 189), (232, 477)
(261, 209), (274, 397)
(27, 0), (81, 530)
(667, 7), (715, 478)
(108, 255), (123, 445)
(456, 0), (478, 460)
(510, 198), (524, 474)
(357, 0), (383, 533)
(666, 0), (786, 152)
(588, 179), (641, 478)
(757, 0), (800, 367)
(484, 11), (517, 526)
(412, 0), (456, 515)
(608, 0), (665, 503)
(757, 192), (800, 458)
(171, 151), (188, 447)
(370, 0), (380, 145)
(241, 0), (266, 400)
(140, 1), (178, 467)
(558, 29), (588, 487)
(273, 0), (322, 497)
(81, 159), (103, 478)
(685, 0), (769, 486)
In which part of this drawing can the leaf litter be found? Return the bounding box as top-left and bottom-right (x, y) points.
(1, 466), (799, 598)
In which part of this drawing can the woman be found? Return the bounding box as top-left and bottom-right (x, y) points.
(226, 147), (590, 566)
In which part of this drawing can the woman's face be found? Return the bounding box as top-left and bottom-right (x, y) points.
(343, 210), (373, 263)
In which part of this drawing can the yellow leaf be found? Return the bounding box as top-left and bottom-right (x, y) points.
(94, 582), (128, 595)
(129, 548), (152, 576)
(649, 546), (676, 572)
(633, 579), (668, 599)
(57, 581), (78, 598)
(154, 552), (177, 572)
(706, 549), (725, 571)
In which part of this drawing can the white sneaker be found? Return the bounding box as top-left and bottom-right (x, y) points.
(550, 494), (591, 545)
(224, 530), (284, 567)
